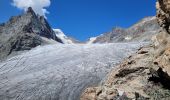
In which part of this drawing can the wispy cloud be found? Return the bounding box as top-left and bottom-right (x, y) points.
(12, 0), (51, 18)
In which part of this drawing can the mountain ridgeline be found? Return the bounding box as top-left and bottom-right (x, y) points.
(87, 17), (161, 43)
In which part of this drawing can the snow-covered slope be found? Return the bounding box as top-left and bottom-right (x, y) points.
(53, 29), (74, 44)
(0, 43), (145, 100)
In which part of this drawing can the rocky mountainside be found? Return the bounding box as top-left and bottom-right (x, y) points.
(87, 16), (160, 43)
(81, 0), (170, 99)
(0, 7), (63, 60)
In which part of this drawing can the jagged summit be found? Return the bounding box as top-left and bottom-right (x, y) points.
(26, 7), (36, 16)
(23, 7), (63, 42)
(0, 7), (63, 59)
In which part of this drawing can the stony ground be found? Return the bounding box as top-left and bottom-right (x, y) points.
(0, 43), (144, 100)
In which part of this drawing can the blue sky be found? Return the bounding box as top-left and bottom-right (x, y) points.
(0, 0), (156, 41)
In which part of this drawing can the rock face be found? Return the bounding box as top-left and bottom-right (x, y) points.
(154, 0), (170, 77)
(81, 0), (170, 99)
(156, 0), (170, 33)
(88, 17), (160, 43)
(0, 7), (63, 60)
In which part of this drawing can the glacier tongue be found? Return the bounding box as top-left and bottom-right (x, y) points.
(0, 43), (144, 100)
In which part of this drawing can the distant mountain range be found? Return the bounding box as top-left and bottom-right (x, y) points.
(87, 16), (161, 43)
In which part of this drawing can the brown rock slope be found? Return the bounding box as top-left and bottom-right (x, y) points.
(81, 0), (170, 99)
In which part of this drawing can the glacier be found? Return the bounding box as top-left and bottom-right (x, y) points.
(0, 43), (145, 100)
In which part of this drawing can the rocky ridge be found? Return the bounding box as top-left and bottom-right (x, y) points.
(81, 0), (170, 99)
(88, 16), (160, 43)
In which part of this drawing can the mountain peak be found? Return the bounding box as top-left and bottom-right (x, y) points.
(27, 7), (33, 12)
(0, 6), (64, 59)
(26, 7), (36, 15)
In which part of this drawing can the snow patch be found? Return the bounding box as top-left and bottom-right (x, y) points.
(53, 29), (73, 44)
(87, 37), (97, 44)
(125, 36), (132, 40)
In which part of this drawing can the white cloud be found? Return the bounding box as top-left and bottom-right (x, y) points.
(12, 0), (51, 18)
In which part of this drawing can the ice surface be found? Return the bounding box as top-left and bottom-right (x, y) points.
(0, 43), (145, 100)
